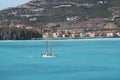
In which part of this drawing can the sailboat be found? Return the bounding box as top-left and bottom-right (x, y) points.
(41, 40), (56, 58)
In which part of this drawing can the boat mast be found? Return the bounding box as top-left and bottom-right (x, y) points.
(50, 42), (52, 54)
(46, 39), (48, 52)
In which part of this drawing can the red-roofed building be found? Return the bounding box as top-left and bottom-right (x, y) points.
(26, 26), (33, 30)
(15, 24), (25, 28)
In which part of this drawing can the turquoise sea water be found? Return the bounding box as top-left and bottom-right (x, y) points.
(0, 38), (120, 80)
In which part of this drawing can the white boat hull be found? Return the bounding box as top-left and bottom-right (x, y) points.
(42, 54), (56, 58)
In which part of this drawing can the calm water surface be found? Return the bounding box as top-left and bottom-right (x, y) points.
(0, 38), (120, 80)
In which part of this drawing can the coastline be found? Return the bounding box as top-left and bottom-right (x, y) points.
(0, 38), (120, 42)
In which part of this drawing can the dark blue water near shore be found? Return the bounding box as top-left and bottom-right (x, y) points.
(0, 39), (120, 80)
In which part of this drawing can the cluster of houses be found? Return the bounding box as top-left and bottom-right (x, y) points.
(15, 24), (33, 30)
(14, 23), (120, 40)
(42, 29), (120, 39)
(15, 23), (120, 39)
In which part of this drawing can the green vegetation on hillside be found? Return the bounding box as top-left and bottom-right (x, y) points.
(0, 27), (42, 40)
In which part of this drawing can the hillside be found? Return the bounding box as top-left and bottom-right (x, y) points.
(0, 0), (120, 30)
